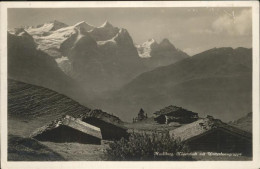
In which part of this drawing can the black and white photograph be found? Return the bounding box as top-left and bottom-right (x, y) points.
(0, 1), (259, 169)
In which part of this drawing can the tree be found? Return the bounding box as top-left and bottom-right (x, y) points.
(138, 108), (145, 121)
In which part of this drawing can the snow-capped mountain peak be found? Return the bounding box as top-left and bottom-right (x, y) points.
(89, 21), (119, 41)
(8, 28), (36, 49)
(144, 39), (157, 46)
(74, 21), (95, 32)
(9, 28), (35, 43)
(135, 37), (188, 68)
(50, 21), (68, 32)
(99, 20), (114, 28)
(135, 39), (158, 58)
(112, 28), (135, 46)
(148, 38), (156, 42)
(96, 28), (133, 47)
(9, 28), (27, 36)
(115, 28), (129, 39)
(25, 20), (68, 36)
(49, 20), (68, 30)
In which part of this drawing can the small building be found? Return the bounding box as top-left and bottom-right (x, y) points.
(79, 109), (129, 140)
(31, 115), (102, 144)
(169, 116), (252, 156)
(154, 105), (198, 124)
(31, 110), (129, 144)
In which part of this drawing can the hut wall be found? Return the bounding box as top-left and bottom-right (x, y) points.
(167, 116), (198, 124)
(186, 129), (252, 156)
(82, 117), (128, 140)
(155, 114), (198, 124)
(154, 115), (166, 124)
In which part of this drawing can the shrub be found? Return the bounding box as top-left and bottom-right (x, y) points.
(104, 132), (192, 161)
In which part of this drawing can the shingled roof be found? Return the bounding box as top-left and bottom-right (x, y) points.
(169, 116), (252, 142)
(154, 105), (198, 116)
(78, 109), (127, 130)
(30, 115), (102, 139)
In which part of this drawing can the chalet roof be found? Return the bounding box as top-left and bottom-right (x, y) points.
(169, 116), (252, 142)
(154, 105), (198, 116)
(78, 109), (127, 130)
(30, 115), (102, 139)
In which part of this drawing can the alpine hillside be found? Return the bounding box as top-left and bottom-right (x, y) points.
(8, 79), (123, 137)
(95, 47), (252, 122)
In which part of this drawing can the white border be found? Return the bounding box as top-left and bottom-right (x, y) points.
(1, 1), (259, 169)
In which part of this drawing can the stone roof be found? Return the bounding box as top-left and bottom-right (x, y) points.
(169, 116), (252, 142)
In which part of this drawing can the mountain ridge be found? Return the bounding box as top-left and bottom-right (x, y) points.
(92, 47), (252, 122)
(8, 20), (252, 123)
(8, 29), (89, 105)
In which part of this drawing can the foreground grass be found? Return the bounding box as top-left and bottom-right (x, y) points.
(8, 135), (65, 161)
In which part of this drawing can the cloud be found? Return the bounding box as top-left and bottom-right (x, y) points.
(212, 9), (252, 36)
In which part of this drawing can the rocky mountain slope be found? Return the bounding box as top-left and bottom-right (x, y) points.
(13, 20), (188, 94)
(136, 38), (189, 70)
(20, 21), (144, 93)
(95, 47), (252, 122)
(8, 28), (87, 103)
(89, 21), (119, 41)
(68, 23), (144, 92)
(25, 20), (68, 36)
(230, 112), (252, 133)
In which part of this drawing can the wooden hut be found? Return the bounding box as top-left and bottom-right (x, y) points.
(154, 105), (198, 124)
(80, 111), (128, 140)
(31, 115), (102, 144)
(169, 116), (252, 156)
(31, 109), (129, 144)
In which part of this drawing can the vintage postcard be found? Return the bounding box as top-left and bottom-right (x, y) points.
(1, 1), (259, 169)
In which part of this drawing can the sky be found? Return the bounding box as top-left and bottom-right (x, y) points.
(8, 7), (252, 55)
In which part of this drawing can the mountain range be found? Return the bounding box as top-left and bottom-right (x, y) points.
(8, 20), (252, 122)
(12, 20), (188, 94)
